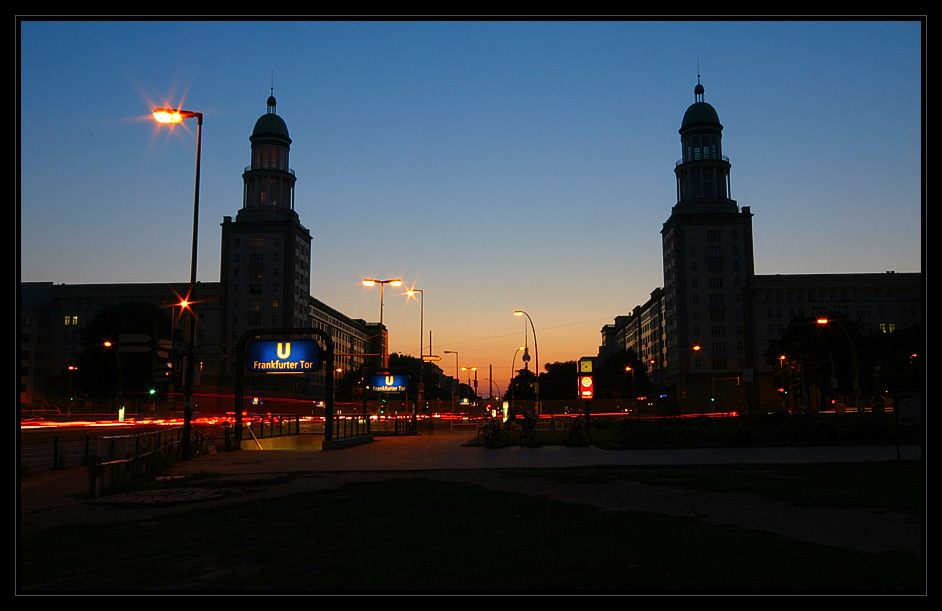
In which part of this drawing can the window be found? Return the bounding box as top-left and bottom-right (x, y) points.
(63, 315), (79, 326)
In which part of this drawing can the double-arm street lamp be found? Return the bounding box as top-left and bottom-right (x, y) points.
(362, 278), (402, 368)
(461, 366), (478, 400)
(153, 107), (202, 460)
(514, 310), (540, 414)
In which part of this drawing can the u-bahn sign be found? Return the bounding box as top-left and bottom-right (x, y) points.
(247, 340), (321, 373)
(369, 374), (410, 393)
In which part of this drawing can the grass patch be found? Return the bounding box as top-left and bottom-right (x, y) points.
(19, 469), (923, 593)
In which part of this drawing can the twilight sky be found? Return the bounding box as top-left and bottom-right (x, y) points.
(18, 19), (923, 394)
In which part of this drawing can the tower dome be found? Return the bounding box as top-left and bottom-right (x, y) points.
(252, 94), (290, 141)
(680, 80), (722, 132)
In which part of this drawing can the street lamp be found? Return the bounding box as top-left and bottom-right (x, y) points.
(362, 278), (402, 368)
(406, 288), (424, 420)
(681, 344), (701, 411)
(462, 366), (478, 391)
(514, 310), (540, 414)
(103, 340), (122, 413)
(67, 365), (77, 415)
(444, 350), (458, 415)
(509, 345), (525, 414)
(816, 317), (861, 408)
(153, 106), (202, 460)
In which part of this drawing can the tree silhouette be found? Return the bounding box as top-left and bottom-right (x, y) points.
(74, 302), (174, 400)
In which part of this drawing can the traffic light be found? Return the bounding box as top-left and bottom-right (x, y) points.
(777, 387), (788, 397)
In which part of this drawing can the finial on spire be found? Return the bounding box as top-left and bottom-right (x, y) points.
(694, 59), (704, 102)
(267, 73), (277, 114)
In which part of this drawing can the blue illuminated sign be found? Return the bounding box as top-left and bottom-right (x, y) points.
(369, 374), (410, 393)
(247, 340), (321, 373)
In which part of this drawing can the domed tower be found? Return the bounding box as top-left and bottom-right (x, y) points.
(240, 94), (297, 218)
(220, 94), (312, 362)
(673, 79), (736, 214)
(659, 78), (756, 413)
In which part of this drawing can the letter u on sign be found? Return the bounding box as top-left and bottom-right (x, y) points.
(277, 342), (291, 359)
(385, 375), (395, 385)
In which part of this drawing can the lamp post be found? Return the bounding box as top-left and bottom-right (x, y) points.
(514, 310), (540, 414)
(509, 345), (525, 416)
(406, 288), (424, 418)
(625, 365), (636, 400)
(103, 340), (122, 416)
(681, 344), (701, 412)
(362, 278), (402, 368)
(67, 365), (77, 416)
(816, 317), (860, 409)
(462, 366), (479, 413)
(153, 107), (202, 460)
(444, 350), (458, 416)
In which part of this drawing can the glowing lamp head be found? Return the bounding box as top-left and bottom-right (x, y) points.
(362, 279), (376, 287)
(153, 108), (200, 124)
(817, 318), (829, 325)
(153, 109), (183, 123)
(389, 279), (403, 287)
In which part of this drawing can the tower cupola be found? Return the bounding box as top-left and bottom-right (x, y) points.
(241, 92), (296, 217)
(674, 78), (736, 213)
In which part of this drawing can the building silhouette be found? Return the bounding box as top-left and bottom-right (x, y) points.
(20, 85), (920, 415)
(599, 80), (921, 413)
(20, 95), (438, 411)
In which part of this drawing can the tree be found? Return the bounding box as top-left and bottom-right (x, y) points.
(507, 368), (537, 401)
(539, 361), (578, 400)
(73, 302), (174, 401)
(387, 352), (451, 401)
(764, 315), (866, 408)
(595, 349), (651, 402)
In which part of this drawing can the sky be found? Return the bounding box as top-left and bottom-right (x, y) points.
(18, 19), (924, 395)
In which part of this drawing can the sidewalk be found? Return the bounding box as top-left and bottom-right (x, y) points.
(20, 430), (922, 515)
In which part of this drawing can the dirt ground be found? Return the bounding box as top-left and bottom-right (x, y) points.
(19, 466), (923, 556)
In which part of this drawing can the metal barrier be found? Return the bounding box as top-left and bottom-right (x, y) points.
(370, 415), (417, 436)
(243, 414), (300, 439)
(330, 415), (372, 440)
(90, 427), (189, 498)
